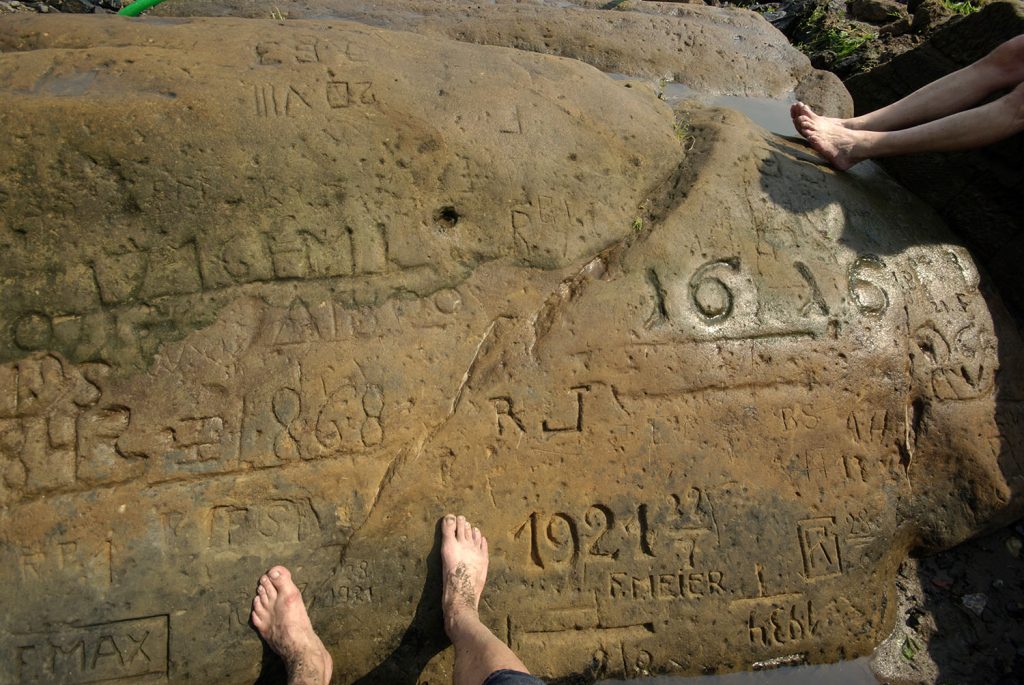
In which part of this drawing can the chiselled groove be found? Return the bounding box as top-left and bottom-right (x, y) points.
(450, 318), (501, 416)
(313, 317), (515, 607)
(530, 269), (591, 360)
(793, 261), (828, 316)
(518, 621), (656, 636)
(645, 267), (669, 328)
(614, 380), (809, 399)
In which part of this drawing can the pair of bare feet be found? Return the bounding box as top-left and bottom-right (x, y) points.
(250, 515), (489, 685)
(791, 36), (1024, 170)
(790, 101), (874, 170)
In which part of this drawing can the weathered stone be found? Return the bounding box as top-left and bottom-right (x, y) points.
(849, 0), (907, 24)
(910, 0), (954, 32)
(48, 0), (95, 12)
(878, 16), (913, 36)
(154, 0), (854, 117)
(0, 12), (1022, 685)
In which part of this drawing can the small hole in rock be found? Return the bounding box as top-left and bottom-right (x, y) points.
(434, 206), (460, 229)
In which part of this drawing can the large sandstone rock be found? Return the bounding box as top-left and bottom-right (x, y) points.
(0, 12), (1022, 685)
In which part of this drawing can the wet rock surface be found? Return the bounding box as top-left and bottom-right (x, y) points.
(0, 10), (1023, 685)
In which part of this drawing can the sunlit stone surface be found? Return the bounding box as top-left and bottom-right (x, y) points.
(0, 13), (1022, 685)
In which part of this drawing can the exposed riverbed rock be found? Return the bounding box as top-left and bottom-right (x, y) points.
(153, 0), (853, 118)
(1, 13), (1023, 685)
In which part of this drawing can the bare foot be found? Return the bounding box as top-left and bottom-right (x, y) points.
(790, 101), (872, 170)
(440, 514), (489, 638)
(251, 566), (333, 685)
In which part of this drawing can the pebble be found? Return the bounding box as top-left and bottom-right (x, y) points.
(1006, 535), (1022, 558)
(962, 592), (988, 616)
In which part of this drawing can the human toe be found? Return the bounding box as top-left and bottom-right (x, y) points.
(267, 566), (292, 592)
(442, 514), (457, 538)
(252, 596), (270, 630)
(792, 101), (814, 118)
(456, 515), (469, 541)
(252, 594), (269, 618)
(259, 574), (278, 601)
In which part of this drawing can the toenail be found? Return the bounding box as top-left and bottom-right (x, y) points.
(271, 570), (280, 578)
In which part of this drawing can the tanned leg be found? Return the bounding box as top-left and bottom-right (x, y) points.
(793, 35), (1024, 133)
(792, 81), (1024, 169)
(251, 566), (333, 685)
(790, 35), (1024, 168)
(441, 514), (530, 685)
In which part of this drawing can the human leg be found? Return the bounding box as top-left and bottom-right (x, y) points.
(792, 34), (1024, 136)
(793, 81), (1024, 169)
(441, 514), (540, 685)
(251, 566), (333, 685)
(844, 34), (1024, 131)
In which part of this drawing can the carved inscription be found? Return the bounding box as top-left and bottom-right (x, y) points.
(746, 600), (819, 649)
(542, 386), (590, 434)
(16, 615), (168, 684)
(797, 517), (842, 579)
(18, 539), (112, 586)
(848, 255), (889, 316)
(689, 259), (739, 322)
(254, 80), (375, 117)
(779, 449), (874, 489)
(847, 409), (888, 445)
(209, 499), (320, 548)
(911, 322), (994, 400)
(651, 253), (891, 331)
(514, 493), (716, 569)
(308, 560), (375, 610)
(490, 386), (591, 437)
(0, 356), (131, 497)
(240, 375), (385, 464)
(511, 194), (585, 259)
(256, 38), (323, 65)
(609, 569), (725, 600)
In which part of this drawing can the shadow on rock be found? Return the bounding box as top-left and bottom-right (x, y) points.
(760, 133), (1024, 685)
(350, 520), (448, 685)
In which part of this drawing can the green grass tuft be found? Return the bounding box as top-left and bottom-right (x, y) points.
(942, 0), (980, 15)
(797, 3), (876, 60)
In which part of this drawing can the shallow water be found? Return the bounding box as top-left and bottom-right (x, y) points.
(599, 656), (879, 684)
(606, 74), (798, 137)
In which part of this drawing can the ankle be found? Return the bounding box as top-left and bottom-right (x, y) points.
(444, 605), (483, 641)
(285, 654), (326, 685)
(283, 641), (328, 685)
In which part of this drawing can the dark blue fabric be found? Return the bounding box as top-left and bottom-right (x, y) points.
(481, 669), (545, 685)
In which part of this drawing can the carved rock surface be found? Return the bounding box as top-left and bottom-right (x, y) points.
(154, 0), (853, 117)
(0, 13), (1022, 685)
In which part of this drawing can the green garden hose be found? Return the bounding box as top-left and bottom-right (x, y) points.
(118, 0), (169, 16)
